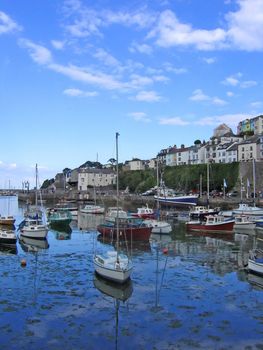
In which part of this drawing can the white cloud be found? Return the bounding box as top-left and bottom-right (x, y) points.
(190, 89), (210, 102)
(159, 117), (189, 126)
(203, 57), (216, 64)
(148, 10), (226, 50)
(129, 112), (151, 123)
(134, 90), (162, 102)
(195, 113), (246, 128)
(226, 0), (263, 51)
(93, 48), (120, 67)
(129, 41), (153, 55)
(51, 40), (65, 50)
(163, 62), (187, 74)
(190, 89), (227, 105)
(0, 11), (22, 35)
(18, 39), (53, 65)
(222, 73), (257, 88)
(63, 88), (98, 97)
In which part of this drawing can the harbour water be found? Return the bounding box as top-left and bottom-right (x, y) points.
(0, 196), (263, 350)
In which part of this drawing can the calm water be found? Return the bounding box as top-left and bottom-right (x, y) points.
(0, 196), (263, 350)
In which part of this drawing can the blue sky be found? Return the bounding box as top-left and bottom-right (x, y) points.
(1, 0), (263, 188)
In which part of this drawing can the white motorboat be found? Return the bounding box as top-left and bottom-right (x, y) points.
(80, 204), (105, 214)
(234, 215), (256, 233)
(0, 229), (17, 245)
(248, 249), (263, 275)
(144, 219), (172, 234)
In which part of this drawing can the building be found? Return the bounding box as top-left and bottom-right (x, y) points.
(237, 115), (263, 135)
(128, 158), (146, 171)
(78, 168), (116, 191)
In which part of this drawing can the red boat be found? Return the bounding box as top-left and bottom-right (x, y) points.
(186, 215), (235, 233)
(97, 217), (152, 241)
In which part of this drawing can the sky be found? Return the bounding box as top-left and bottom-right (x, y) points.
(1, 0), (263, 188)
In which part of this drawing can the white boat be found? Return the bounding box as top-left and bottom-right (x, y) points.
(105, 207), (128, 222)
(248, 248), (263, 275)
(130, 204), (155, 219)
(0, 229), (17, 245)
(80, 204), (105, 214)
(19, 164), (48, 240)
(233, 215), (256, 232)
(0, 215), (15, 226)
(144, 219), (172, 234)
(233, 203), (263, 216)
(189, 206), (220, 220)
(53, 202), (78, 216)
(94, 133), (133, 284)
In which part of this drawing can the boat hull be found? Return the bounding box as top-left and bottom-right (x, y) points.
(97, 224), (152, 241)
(94, 256), (132, 284)
(186, 220), (234, 233)
(20, 226), (48, 239)
(248, 259), (263, 275)
(155, 195), (198, 207)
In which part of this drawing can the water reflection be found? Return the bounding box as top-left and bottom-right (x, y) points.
(19, 236), (49, 252)
(0, 242), (17, 255)
(94, 274), (133, 350)
(78, 211), (104, 231)
(50, 225), (72, 240)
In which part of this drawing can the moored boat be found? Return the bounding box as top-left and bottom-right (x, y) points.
(129, 205), (156, 219)
(248, 249), (263, 275)
(154, 193), (198, 207)
(186, 215), (235, 233)
(234, 215), (256, 232)
(80, 204), (105, 214)
(0, 229), (17, 245)
(0, 215), (16, 226)
(143, 219), (172, 234)
(97, 217), (152, 241)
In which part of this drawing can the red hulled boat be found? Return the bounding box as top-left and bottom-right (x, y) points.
(186, 215), (235, 233)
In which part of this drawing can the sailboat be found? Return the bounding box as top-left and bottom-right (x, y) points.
(0, 181), (16, 226)
(144, 161), (172, 234)
(94, 132), (133, 284)
(233, 159), (263, 216)
(19, 164), (48, 239)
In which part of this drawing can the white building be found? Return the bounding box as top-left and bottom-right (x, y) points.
(78, 168), (116, 191)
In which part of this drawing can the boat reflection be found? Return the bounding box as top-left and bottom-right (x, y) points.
(0, 243), (17, 255)
(94, 273), (133, 301)
(78, 212), (104, 231)
(50, 225), (72, 240)
(97, 234), (152, 255)
(247, 272), (263, 291)
(19, 235), (49, 252)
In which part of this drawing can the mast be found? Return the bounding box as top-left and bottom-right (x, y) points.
(253, 158), (256, 207)
(35, 163), (38, 206)
(116, 132), (120, 259)
(207, 161), (210, 207)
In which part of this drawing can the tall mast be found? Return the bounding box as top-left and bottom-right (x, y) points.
(116, 132), (120, 256)
(35, 163), (38, 206)
(253, 158), (256, 207)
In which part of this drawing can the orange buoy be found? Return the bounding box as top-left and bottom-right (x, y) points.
(20, 259), (27, 267)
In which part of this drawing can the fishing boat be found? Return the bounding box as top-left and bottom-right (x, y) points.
(186, 214), (235, 233)
(154, 192), (198, 207)
(248, 248), (263, 275)
(0, 229), (17, 245)
(129, 204), (156, 219)
(19, 164), (48, 240)
(80, 204), (105, 214)
(52, 201), (78, 217)
(189, 206), (220, 220)
(47, 209), (72, 229)
(97, 217), (152, 241)
(94, 132), (133, 284)
(233, 215), (256, 232)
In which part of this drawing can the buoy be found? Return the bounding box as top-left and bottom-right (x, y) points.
(20, 259), (27, 267)
(163, 247), (168, 254)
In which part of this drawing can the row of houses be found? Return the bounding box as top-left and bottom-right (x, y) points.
(51, 116), (263, 192)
